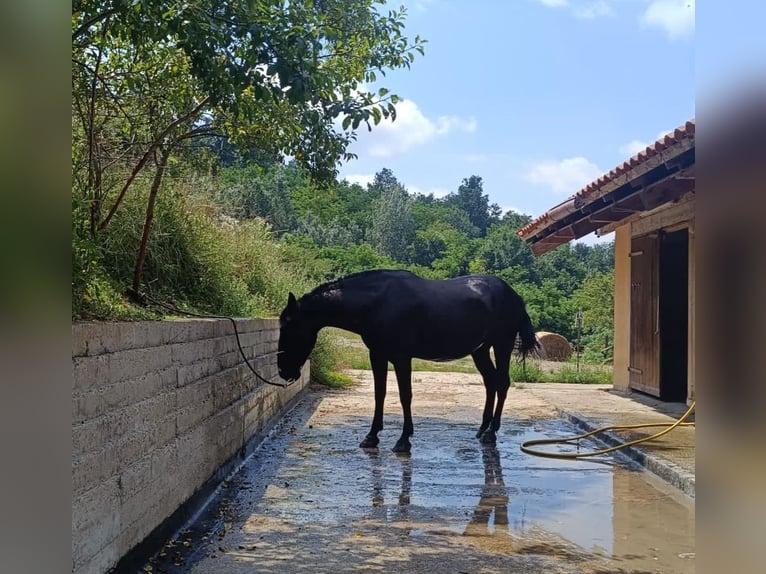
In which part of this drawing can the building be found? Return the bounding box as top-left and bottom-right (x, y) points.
(518, 120), (695, 404)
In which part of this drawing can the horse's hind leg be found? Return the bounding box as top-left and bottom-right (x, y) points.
(391, 359), (414, 454)
(481, 341), (512, 444)
(471, 345), (497, 439)
(360, 350), (387, 448)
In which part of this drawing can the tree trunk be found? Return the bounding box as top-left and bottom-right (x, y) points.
(132, 146), (171, 294)
(100, 96), (209, 232)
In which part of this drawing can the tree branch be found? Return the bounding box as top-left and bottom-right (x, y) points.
(72, 8), (118, 41)
(98, 96), (211, 232)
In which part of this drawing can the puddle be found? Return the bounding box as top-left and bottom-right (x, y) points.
(248, 417), (694, 574)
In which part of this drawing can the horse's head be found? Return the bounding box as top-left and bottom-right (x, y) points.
(278, 292), (317, 382)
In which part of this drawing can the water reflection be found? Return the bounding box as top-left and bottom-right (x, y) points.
(267, 420), (693, 573)
(364, 448), (412, 513)
(464, 445), (508, 537)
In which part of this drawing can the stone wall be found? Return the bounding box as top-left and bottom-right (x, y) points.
(71, 318), (309, 574)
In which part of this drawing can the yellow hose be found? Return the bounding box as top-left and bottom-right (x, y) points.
(520, 401), (695, 459)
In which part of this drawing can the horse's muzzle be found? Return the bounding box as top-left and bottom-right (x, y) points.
(279, 369), (299, 382)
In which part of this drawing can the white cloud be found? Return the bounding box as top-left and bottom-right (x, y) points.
(534, 0), (614, 19)
(347, 98), (477, 159)
(618, 129), (675, 157)
(407, 184), (450, 198)
(412, 0), (436, 13)
(342, 174), (375, 188)
(525, 157), (603, 195)
(500, 205), (526, 216)
(574, 0), (613, 19)
(619, 139), (649, 156)
(574, 230), (615, 245)
(640, 0), (695, 41)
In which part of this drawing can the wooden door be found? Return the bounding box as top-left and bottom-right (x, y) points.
(629, 234), (660, 396)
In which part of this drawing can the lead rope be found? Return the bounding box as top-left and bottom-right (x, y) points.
(131, 289), (296, 388)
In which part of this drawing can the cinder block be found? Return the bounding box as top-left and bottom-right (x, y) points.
(176, 377), (214, 409)
(170, 337), (219, 366)
(176, 399), (215, 434)
(72, 446), (119, 498)
(118, 455), (153, 503)
(72, 417), (109, 456)
(72, 355), (111, 393)
(120, 472), (175, 533)
(151, 442), (179, 481)
(113, 429), (153, 470)
(108, 346), (175, 385)
(72, 477), (120, 566)
(105, 367), (176, 413)
(73, 540), (120, 574)
(176, 359), (219, 388)
(72, 390), (104, 425)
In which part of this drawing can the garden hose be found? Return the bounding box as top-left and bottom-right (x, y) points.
(520, 401), (695, 459)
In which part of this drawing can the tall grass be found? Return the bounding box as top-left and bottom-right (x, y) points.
(72, 178), (344, 386)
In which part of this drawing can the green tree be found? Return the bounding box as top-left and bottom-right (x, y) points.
(369, 179), (415, 262)
(409, 221), (458, 268)
(572, 270), (615, 360)
(501, 210), (533, 231)
(446, 175), (492, 237)
(474, 224), (535, 280)
(217, 164), (298, 234)
(411, 199), (477, 237)
(515, 280), (577, 341)
(72, 0), (425, 291)
(534, 244), (587, 297)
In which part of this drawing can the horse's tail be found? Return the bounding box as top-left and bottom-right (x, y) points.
(517, 306), (540, 360)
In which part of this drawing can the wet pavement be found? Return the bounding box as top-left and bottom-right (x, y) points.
(146, 374), (695, 574)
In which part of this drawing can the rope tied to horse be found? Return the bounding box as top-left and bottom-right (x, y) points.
(130, 289), (296, 388)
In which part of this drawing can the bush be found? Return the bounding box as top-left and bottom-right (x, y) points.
(72, 178), (351, 387)
(510, 359), (545, 383)
(551, 364), (612, 385)
(309, 331), (355, 388)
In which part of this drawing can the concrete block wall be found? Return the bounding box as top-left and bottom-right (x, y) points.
(72, 318), (309, 574)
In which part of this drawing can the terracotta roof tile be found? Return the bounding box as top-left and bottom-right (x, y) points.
(517, 118), (695, 239)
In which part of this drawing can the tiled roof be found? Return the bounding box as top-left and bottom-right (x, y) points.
(518, 119), (695, 240)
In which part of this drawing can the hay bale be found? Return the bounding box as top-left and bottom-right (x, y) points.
(535, 331), (572, 361)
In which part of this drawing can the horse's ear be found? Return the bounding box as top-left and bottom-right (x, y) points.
(287, 292), (297, 309)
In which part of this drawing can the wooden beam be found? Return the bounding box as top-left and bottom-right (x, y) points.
(630, 194), (696, 237)
(597, 190), (694, 236)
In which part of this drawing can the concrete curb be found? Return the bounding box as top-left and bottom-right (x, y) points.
(557, 409), (695, 499)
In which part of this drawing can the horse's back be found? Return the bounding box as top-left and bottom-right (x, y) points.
(356, 271), (522, 360)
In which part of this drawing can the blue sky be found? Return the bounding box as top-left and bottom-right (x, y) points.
(337, 0), (697, 244)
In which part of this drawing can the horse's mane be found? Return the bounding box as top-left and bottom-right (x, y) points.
(305, 269), (409, 299)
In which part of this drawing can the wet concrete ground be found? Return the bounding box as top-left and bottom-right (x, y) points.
(146, 375), (695, 574)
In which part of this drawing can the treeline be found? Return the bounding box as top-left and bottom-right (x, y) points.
(210, 161), (615, 360)
(71, 1), (613, 364)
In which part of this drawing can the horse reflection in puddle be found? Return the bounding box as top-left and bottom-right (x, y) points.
(464, 445), (509, 538)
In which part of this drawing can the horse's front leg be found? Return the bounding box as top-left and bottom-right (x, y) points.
(392, 359), (413, 454)
(471, 346), (497, 439)
(360, 350), (388, 448)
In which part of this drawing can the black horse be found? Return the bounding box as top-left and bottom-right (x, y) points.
(277, 269), (538, 453)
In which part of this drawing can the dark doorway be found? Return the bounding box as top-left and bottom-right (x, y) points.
(659, 228), (689, 401)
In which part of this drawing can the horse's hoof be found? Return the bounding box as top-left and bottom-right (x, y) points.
(480, 430), (497, 444)
(392, 439), (411, 454)
(476, 428), (486, 439)
(360, 435), (379, 448)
